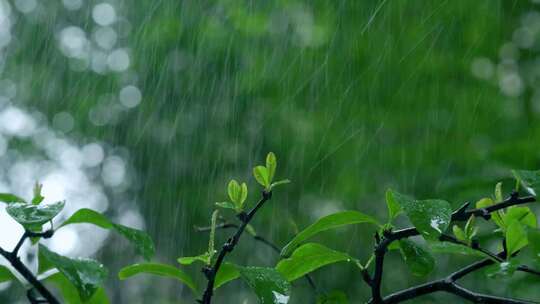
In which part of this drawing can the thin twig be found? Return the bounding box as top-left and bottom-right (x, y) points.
(200, 191), (272, 304)
(0, 230), (59, 304)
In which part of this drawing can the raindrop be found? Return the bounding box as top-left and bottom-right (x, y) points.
(92, 3), (116, 26)
(93, 26), (117, 50)
(81, 143), (104, 167)
(119, 85), (141, 108)
(101, 155), (126, 187)
(107, 48), (130, 72)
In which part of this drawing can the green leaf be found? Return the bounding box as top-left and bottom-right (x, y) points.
(476, 198), (505, 229)
(317, 290), (349, 304)
(281, 211), (380, 256)
(513, 170), (540, 197)
(505, 207), (537, 228)
(389, 190), (451, 240)
(0, 193), (26, 204)
(270, 179), (291, 190)
(485, 260), (520, 278)
(228, 180), (242, 207)
(239, 266), (290, 304)
(39, 245), (108, 302)
(46, 272), (109, 304)
(0, 265), (15, 283)
(6, 201), (64, 230)
(215, 201), (237, 210)
(385, 189), (402, 222)
(119, 263), (197, 293)
(464, 215), (477, 239)
(215, 262), (240, 290)
(428, 242), (487, 257)
(527, 228), (540, 262)
(253, 166), (270, 188)
(277, 243), (355, 282)
(245, 224), (258, 236)
(60, 208), (155, 260)
(495, 182), (503, 203)
(240, 183), (248, 207)
(32, 183), (44, 205)
(398, 239), (435, 277)
(452, 225), (467, 243)
(506, 219), (528, 256)
(266, 152), (277, 184)
(177, 252), (213, 265)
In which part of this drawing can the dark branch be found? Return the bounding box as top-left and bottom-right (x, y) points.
(200, 190), (272, 304)
(0, 230), (59, 304)
(368, 192), (538, 303)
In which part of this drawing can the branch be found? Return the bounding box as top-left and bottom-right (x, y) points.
(369, 192), (538, 303)
(0, 230), (59, 304)
(200, 191), (272, 304)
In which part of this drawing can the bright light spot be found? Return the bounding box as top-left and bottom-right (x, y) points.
(90, 50), (108, 74)
(62, 0), (83, 11)
(92, 3), (116, 26)
(48, 228), (78, 255)
(0, 106), (36, 137)
(499, 73), (524, 97)
(107, 48), (130, 72)
(102, 156), (125, 187)
(471, 57), (494, 80)
(272, 291), (290, 304)
(81, 143), (104, 167)
(58, 26), (89, 59)
(93, 26), (117, 50)
(52, 111), (75, 133)
(119, 85), (141, 108)
(14, 0), (36, 14)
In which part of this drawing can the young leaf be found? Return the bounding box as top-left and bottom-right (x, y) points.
(494, 182), (503, 203)
(253, 166), (270, 188)
(215, 201), (236, 210)
(527, 228), (540, 262)
(485, 260), (520, 278)
(46, 272), (109, 304)
(277, 243), (355, 282)
(118, 263), (197, 293)
(476, 198), (505, 229)
(504, 207), (537, 228)
(59, 208), (155, 260)
(240, 182), (248, 207)
(428, 242), (488, 257)
(464, 215), (477, 239)
(270, 179), (291, 190)
(385, 189), (402, 222)
(452, 225), (467, 243)
(388, 190), (451, 240)
(228, 180), (242, 207)
(505, 219), (528, 256)
(6, 201), (65, 231)
(266, 152), (277, 184)
(32, 183), (44, 205)
(239, 266), (291, 304)
(215, 262), (240, 290)
(0, 193), (26, 204)
(39, 245), (108, 302)
(177, 252), (214, 266)
(281, 211), (380, 257)
(512, 170), (540, 197)
(208, 210), (219, 263)
(398, 239), (435, 277)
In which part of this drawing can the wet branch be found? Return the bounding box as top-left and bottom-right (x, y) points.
(367, 191), (538, 304)
(0, 230), (59, 304)
(199, 190), (272, 304)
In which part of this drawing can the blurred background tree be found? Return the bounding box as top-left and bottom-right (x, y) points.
(2, 0), (540, 303)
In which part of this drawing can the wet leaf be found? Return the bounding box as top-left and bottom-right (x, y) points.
(46, 272), (109, 304)
(39, 245), (108, 302)
(505, 207), (536, 228)
(476, 198), (505, 229)
(6, 201), (64, 231)
(270, 179), (291, 190)
(388, 190), (451, 240)
(215, 201), (236, 210)
(398, 239), (435, 277)
(60, 208), (155, 260)
(118, 263), (197, 293)
(428, 241), (487, 257)
(452, 225), (467, 243)
(506, 219), (528, 256)
(277, 243), (355, 282)
(485, 260), (520, 278)
(228, 180), (242, 207)
(0, 193), (26, 204)
(495, 182), (503, 203)
(239, 266), (290, 304)
(527, 228), (540, 262)
(0, 265), (15, 283)
(215, 262), (240, 290)
(253, 166), (270, 188)
(513, 170), (540, 197)
(281, 211), (380, 256)
(177, 252), (213, 265)
(32, 183), (44, 205)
